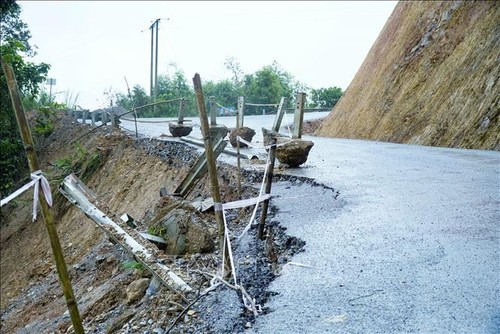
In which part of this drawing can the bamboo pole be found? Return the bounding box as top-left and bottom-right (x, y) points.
(192, 73), (231, 278)
(1, 59), (84, 333)
(258, 135), (278, 240)
(124, 76), (138, 138)
(235, 101), (242, 199)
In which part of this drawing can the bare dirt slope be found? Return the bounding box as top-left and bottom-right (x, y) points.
(316, 1), (500, 150)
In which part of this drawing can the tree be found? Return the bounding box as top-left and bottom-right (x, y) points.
(1, 0), (50, 196)
(242, 61), (303, 114)
(224, 56), (244, 88)
(309, 86), (343, 109)
(203, 79), (240, 110)
(115, 67), (196, 118)
(154, 69), (195, 117)
(115, 84), (150, 111)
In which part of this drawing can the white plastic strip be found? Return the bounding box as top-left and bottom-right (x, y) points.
(238, 153), (272, 239)
(213, 202), (223, 212)
(1, 170), (53, 222)
(237, 135), (289, 150)
(222, 194), (271, 210)
(1, 178), (38, 207)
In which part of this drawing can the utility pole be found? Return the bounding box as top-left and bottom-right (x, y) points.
(149, 18), (160, 115)
(155, 20), (159, 114)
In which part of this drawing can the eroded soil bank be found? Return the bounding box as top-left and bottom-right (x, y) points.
(1, 113), (318, 334)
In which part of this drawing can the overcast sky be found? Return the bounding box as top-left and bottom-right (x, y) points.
(18, 1), (398, 110)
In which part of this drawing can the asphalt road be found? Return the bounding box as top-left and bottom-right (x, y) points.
(120, 115), (499, 333)
(247, 137), (499, 333)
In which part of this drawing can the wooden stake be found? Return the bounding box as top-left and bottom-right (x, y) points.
(235, 98), (242, 199)
(293, 92), (306, 139)
(1, 59), (84, 333)
(209, 96), (217, 126)
(192, 73), (232, 277)
(258, 135), (278, 240)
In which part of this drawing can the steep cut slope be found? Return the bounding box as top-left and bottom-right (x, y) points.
(316, 1), (499, 150)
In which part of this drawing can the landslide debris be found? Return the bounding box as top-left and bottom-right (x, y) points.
(0, 112), (307, 334)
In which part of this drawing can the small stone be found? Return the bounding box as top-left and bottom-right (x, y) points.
(107, 255), (117, 264)
(96, 255), (106, 264)
(245, 322), (252, 328)
(186, 310), (197, 316)
(126, 278), (151, 304)
(112, 266), (119, 276)
(152, 328), (164, 334)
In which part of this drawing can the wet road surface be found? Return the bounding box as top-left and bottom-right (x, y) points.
(120, 116), (500, 333)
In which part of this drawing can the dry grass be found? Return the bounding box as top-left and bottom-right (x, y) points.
(316, 1), (499, 150)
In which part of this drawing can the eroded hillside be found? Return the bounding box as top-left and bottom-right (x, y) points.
(316, 1), (499, 150)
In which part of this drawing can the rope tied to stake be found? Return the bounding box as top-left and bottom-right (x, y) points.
(0, 170), (53, 221)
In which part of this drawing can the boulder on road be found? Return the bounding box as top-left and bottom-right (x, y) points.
(276, 138), (314, 167)
(229, 127), (256, 148)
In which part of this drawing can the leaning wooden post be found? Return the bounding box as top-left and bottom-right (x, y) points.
(209, 96), (217, 126)
(101, 109), (108, 125)
(82, 109), (88, 124)
(258, 133), (278, 240)
(192, 73), (231, 277)
(272, 97), (287, 133)
(292, 92), (306, 139)
(1, 59), (84, 334)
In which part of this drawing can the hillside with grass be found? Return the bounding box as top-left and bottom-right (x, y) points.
(316, 1), (499, 150)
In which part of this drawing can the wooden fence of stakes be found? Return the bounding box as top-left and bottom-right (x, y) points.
(1, 59), (85, 333)
(192, 73), (232, 278)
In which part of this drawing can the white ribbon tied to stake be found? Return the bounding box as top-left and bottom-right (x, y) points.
(0, 170), (53, 221)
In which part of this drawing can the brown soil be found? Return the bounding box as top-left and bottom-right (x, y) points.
(316, 1), (500, 150)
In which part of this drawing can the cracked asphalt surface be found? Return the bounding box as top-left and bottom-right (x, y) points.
(120, 115), (499, 333)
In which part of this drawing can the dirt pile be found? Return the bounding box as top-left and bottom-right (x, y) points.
(0, 112), (307, 333)
(316, 1), (499, 150)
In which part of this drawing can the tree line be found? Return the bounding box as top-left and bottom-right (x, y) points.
(0, 0), (343, 198)
(1, 0), (50, 197)
(114, 58), (343, 118)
